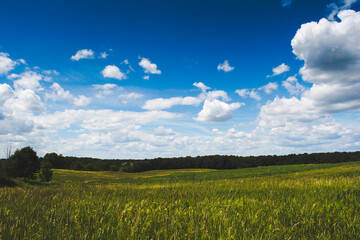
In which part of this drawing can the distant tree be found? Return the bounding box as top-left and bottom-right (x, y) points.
(39, 160), (53, 182)
(7, 146), (40, 179)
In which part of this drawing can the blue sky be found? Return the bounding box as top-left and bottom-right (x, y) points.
(1, 0), (360, 158)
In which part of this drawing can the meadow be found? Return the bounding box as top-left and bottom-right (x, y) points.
(0, 162), (360, 239)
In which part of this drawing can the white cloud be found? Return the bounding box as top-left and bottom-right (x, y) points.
(11, 71), (43, 91)
(73, 95), (91, 107)
(291, 10), (360, 113)
(46, 82), (91, 107)
(93, 83), (118, 98)
(101, 65), (127, 80)
(33, 109), (180, 132)
(0, 52), (17, 75)
(18, 59), (27, 65)
(119, 92), (143, 104)
(235, 89), (261, 101)
(143, 96), (202, 110)
(143, 82), (231, 110)
(260, 82), (279, 94)
(195, 99), (243, 122)
(270, 63), (290, 76)
(71, 49), (95, 61)
(154, 126), (176, 136)
(0, 83), (14, 105)
(282, 76), (305, 95)
(5, 89), (45, 113)
(217, 60), (234, 72)
(42, 69), (59, 76)
(193, 82), (210, 92)
(139, 57), (161, 74)
(327, 0), (359, 20)
(99, 52), (108, 59)
(143, 76), (150, 80)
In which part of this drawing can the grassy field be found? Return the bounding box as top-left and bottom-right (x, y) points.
(1, 162), (360, 239)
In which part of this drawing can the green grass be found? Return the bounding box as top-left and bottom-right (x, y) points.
(1, 161), (360, 239)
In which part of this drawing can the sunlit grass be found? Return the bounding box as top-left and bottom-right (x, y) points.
(1, 162), (360, 239)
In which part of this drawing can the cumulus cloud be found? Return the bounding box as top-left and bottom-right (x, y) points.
(291, 9), (360, 112)
(10, 71), (43, 91)
(0, 83), (14, 105)
(282, 76), (305, 95)
(139, 57), (161, 74)
(143, 82), (231, 110)
(217, 60), (234, 72)
(143, 76), (150, 80)
(0, 53), (17, 75)
(195, 99), (243, 122)
(270, 63), (290, 76)
(5, 89), (45, 113)
(101, 65), (127, 80)
(235, 89), (261, 101)
(71, 49), (95, 61)
(93, 83), (118, 98)
(260, 82), (279, 94)
(46, 82), (91, 107)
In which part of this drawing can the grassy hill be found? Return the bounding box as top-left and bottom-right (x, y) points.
(1, 161), (360, 239)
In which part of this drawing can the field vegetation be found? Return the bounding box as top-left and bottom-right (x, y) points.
(1, 161), (360, 239)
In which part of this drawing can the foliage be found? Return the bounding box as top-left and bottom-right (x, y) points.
(39, 160), (53, 182)
(6, 146), (40, 179)
(42, 151), (360, 173)
(1, 162), (360, 239)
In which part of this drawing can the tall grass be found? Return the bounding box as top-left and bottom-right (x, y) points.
(1, 163), (359, 239)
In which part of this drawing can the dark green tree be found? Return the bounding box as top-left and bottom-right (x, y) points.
(7, 146), (40, 179)
(39, 160), (53, 182)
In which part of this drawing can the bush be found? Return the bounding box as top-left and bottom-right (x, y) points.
(6, 146), (40, 180)
(39, 160), (53, 182)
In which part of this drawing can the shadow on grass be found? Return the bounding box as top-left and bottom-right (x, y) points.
(0, 177), (18, 187)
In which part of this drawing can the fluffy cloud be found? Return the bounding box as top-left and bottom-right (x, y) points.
(260, 82), (279, 94)
(217, 60), (234, 72)
(143, 82), (230, 110)
(46, 83), (91, 107)
(0, 53), (17, 75)
(282, 76), (305, 95)
(270, 63), (290, 76)
(139, 58), (161, 74)
(93, 83), (118, 98)
(0, 83), (14, 104)
(71, 49), (95, 61)
(235, 89), (261, 101)
(292, 10), (360, 112)
(101, 65), (127, 80)
(259, 10), (360, 130)
(195, 99), (243, 122)
(10, 71), (43, 91)
(4, 89), (45, 113)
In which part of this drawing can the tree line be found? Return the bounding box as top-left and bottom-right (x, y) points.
(1, 148), (360, 180)
(37, 150), (360, 173)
